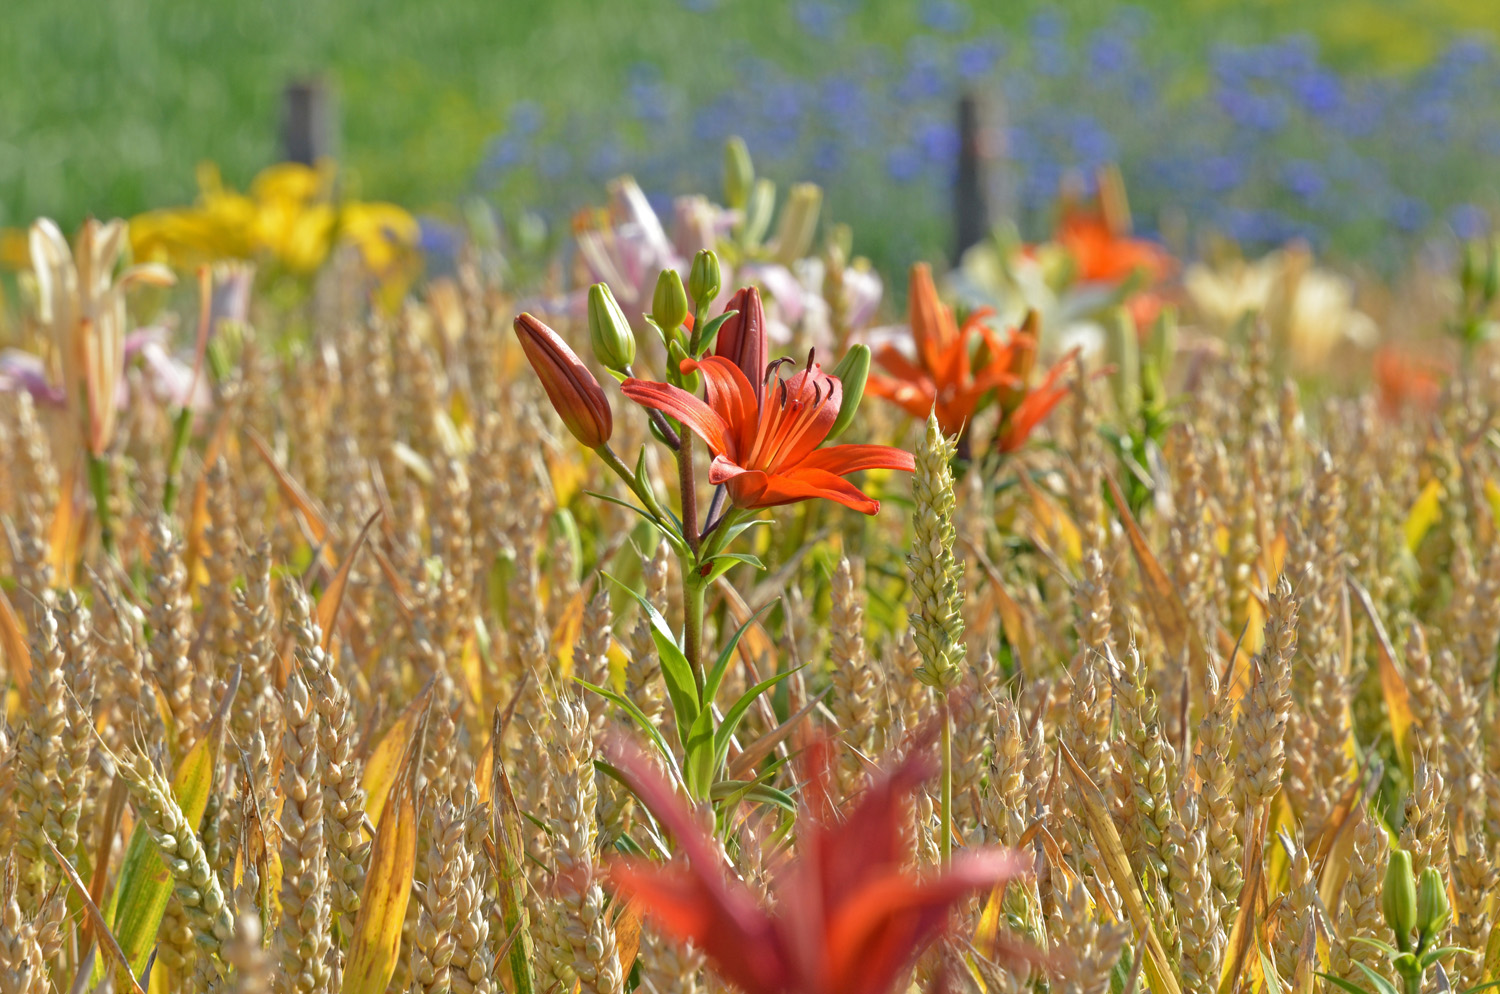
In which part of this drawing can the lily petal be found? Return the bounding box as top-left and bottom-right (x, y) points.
(796, 444), (916, 477)
(621, 377), (734, 457)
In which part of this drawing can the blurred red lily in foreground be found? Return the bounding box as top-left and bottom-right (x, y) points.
(605, 733), (1037, 994)
(621, 347), (914, 515)
(867, 264), (1078, 455)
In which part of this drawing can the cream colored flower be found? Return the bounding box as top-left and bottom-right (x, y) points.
(29, 218), (175, 455)
(1185, 245), (1375, 371)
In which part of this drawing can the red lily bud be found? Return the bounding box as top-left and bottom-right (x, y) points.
(997, 309), (1040, 416)
(714, 286), (767, 406)
(513, 312), (613, 448)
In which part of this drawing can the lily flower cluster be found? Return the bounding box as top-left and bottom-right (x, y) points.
(865, 262), (1079, 459)
(515, 250), (912, 689)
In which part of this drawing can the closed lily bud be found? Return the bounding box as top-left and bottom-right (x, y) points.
(1144, 305), (1177, 376)
(741, 178), (777, 250)
(714, 287), (768, 404)
(652, 269), (690, 337)
(689, 249), (721, 310)
(1107, 307), (1141, 422)
(1416, 866), (1450, 940)
(724, 136), (755, 210)
(668, 340), (700, 394)
(513, 312), (613, 449)
(1383, 848), (1418, 949)
(587, 283), (636, 373)
(997, 311), (1041, 416)
(827, 344), (870, 441)
(773, 182), (824, 266)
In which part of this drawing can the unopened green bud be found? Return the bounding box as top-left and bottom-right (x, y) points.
(652, 269), (690, 336)
(827, 345), (870, 441)
(689, 249), (721, 308)
(1107, 307), (1141, 422)
(1383, 849), (1418, 949)
(587, 282), (636, 373)
(724, 136), (755, 210)
(741, 178), (776, 250)
(667, 339), (700, 394)
(1416, 866), (1450, 940)
(1145, 306), (1177, 374)
(1461, 241), (1481, 299)
(773, 182), (824, 266)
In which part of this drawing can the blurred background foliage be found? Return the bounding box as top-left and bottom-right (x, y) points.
(4, 0), (1499, 274)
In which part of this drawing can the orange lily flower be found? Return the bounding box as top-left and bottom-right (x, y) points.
(865, 263), (1028, 439)
(604, 731), (1037, 994)
(621, 350), (914, 514)
(1054, 196), (1173, 286)
(993, 335), (1081, 454)
(1374, 345), (1446, 418)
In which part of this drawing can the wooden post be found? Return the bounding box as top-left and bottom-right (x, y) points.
(953, 91), (1010, 263)
(953, 93), (988, 263)
(282, 78), (336, 165)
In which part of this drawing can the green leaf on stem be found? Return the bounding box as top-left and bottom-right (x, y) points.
(582, 492), (687, 555)
(604, 573), (700, 735)
(710, 779), (796, 814)
(701, 601), (777, 706)
(683, 707), (717, 801)
(1315, 974), (1375, 994)
(712, 667), (803, 777)
(576, 678), (680, 782)
(1352, 963), (1402, 994)
(700, 552), (765, 584)
(690, 309), (738, 357)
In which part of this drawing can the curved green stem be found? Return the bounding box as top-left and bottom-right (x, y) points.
(595, 443), (674, 536)
(678, 433), (700, 555)
(87, 450), (116, 559)
(683, 570), (707, 698)
(940, 698), (953, 866)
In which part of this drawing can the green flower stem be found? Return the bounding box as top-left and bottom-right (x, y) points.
(679, 432), (700, 555)
(940, 698), (953, 866)
(87, 449), (115, 559)
(594, 443), (675, 544)
(621, 365), (682, 449)
(682, 568), (707, 699)
(161, 406), (195, 515)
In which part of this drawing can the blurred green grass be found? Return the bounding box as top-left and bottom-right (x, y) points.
(1, 0), (1494, 230)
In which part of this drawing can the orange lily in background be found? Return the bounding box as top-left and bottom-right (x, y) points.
(1053, 170), (1174, 286)
(1374, 345), (1446, 418)
(604, 732), (1037, 994)
(994, 336), (1081, 454)
(621, 350), (914, 514)
(866, 263), (1027, 440)
(1056, 205), (1173, 285)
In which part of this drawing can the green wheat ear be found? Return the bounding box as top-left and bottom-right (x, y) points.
(908, 412), (966, 692)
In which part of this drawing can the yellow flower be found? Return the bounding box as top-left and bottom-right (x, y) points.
(339, 201), (421, 310)
(127, 159), (420, 301)
(0, 227), (30, 269)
